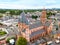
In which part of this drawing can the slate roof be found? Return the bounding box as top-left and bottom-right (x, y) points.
(30, 29), (45, 38)
(29, 21), (43, 29)
(29, 20), (51, 38)
(44, 21), (51, 27)
(39, 39), (46, 44)
(18, 11), (29, 25)
(29, 20), (51, 29)
(19, 12), (51, 28)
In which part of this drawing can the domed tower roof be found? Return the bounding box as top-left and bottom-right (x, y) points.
(18, 11), (29, 25)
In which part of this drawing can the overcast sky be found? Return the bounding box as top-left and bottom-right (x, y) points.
(0, 0), (60, 9)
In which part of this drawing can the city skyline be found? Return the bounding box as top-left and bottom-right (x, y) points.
(0, 0), (60, 9)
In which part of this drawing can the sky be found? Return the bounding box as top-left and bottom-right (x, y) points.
(0, 0), (60, 9)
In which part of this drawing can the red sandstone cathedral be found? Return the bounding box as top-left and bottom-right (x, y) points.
(18, 9), (53, 42)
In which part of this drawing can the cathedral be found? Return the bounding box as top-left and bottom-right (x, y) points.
(18, 9), (53, 42)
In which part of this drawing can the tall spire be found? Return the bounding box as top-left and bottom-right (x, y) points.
(40, 8), (47, 24)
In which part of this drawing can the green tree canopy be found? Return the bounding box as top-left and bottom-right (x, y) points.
(16, 37), (27, 45)
(31, 15), (38, 19)
(46, 12), (56, 19)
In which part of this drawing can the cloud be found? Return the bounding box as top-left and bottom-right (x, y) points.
(45, 0), (56, 3)
(0, 3), (41, 9)
(0, 3), (60, 9)
(0, 0), (60, 9)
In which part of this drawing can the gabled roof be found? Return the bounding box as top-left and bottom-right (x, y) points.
(30, 29), (45, 38)
(29, 20), (51, 29)
(29, 21), (43, 29)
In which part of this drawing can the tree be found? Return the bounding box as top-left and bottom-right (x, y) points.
(0, 15), (3, 18)
(16, 37), (27, 45)
(35, 16), (38, 20)
(31, 15), (38, 20)
(52, 13), (56, 16)
(46, 12), (53, 19)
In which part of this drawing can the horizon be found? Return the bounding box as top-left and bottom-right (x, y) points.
(0, 0), (60, 9)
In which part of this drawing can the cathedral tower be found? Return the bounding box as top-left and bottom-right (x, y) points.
(40, 8), (47, 24)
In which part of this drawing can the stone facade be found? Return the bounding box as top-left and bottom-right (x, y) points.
(18, 9), (53, 42)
